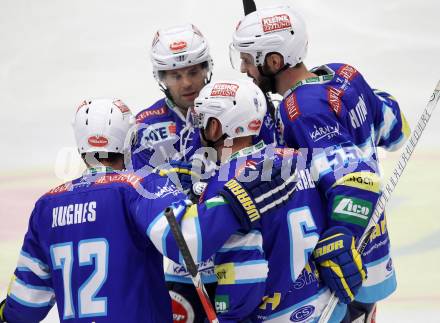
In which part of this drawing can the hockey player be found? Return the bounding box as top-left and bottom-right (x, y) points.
(230, 5), (410, 322)
(0, 98), (274, 323)
(0, 99), (178, 322)
(131, 23), (279, 323)
(150, 79), (376, 322)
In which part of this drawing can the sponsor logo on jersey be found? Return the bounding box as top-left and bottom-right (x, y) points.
(210, 83), (239, 97)
(295, 169), (315, 190)
(248, 119), (262, 131)
(285, 93), (301, 121)
(136, 106), (168, 123)
(259, 292), (281, 310)
(290, 305), (315, 322)
(94, 173), (142, 188)
(332, 195), (372, 227)
(141, 121), (177, 148)
(46, 182), (73, 195)
(215, 295), (230, 313)
(337, 64), (359, 81)
(224, 179), (260, 223)
(334, 172), (381, 193)
(154, 184), (181, 198)
(262, 14), (292, 33)
(349, 95), (368, 129)
(88, 135), (108, 147)
(309, 123), (341, 142)
(169, 291), (195, 323)
(113, 99), (130, 114)
(328, 86), (344, 115)
(169, 40), (187, 52)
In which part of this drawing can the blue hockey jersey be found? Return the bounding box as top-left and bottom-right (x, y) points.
(2, 168), (191, 323)
(131, 96), (278, 285)
(148, 142), (381, 322)
(278, 63), (410, 303)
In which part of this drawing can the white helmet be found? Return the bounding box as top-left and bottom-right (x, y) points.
(73, 99), (135, 154)
(151, 23), (213, 82)
(193, 79), (267, 139)
(231, 5), (308, 68)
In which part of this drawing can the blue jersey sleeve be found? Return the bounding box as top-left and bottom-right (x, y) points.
(280, 108), (381, 239)
(213, 231), (267, 322)
(371, 89), (411, 151)
(3, 201), (55, 323)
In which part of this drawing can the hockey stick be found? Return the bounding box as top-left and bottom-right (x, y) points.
(242, 0), (256, 15)
(164, 207), (219, 323)
(318, 80), (440, 323)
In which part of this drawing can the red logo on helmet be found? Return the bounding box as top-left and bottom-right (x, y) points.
(262, 14), (292, 33)
(88, 136), (109, 147)
(211, 83), (239, 97)
(248, 119), (262, 131)
(285, 93), (301, 121)
(170, 41), (187, 52)
(113, 99), (130, 114)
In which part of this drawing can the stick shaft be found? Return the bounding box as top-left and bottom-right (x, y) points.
(164, 207), (219, 323)
(319, 80), (440, 323)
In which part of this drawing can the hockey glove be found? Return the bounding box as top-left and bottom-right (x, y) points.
(0, 299), (6, 322)
(218, 160), (297, 231)
(313, 226), (367, 304)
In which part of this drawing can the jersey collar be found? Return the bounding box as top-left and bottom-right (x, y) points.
(283, 65), (335, 98)
(165, 98), (187, 122)
(84, 166), (114, 175)
(227, 140), (266, 162)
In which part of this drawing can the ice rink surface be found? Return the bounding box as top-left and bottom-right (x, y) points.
(1, 0), (439, 321)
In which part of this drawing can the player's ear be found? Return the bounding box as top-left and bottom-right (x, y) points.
(266, 53), (284, 71)
(207, 118), (222, 140)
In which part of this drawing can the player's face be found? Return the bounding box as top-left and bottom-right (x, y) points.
(161, 64), (207, 111)
(240, 53), (272, 93)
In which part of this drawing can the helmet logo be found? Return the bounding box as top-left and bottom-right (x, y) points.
(113, 99), (130, 114)
(211, 83), (239, 97)
(235, 126), (244, 134)
(247, 119), (262, 131)
(88, 136), (109, 147)
(169, 41), (187, 52)
(262, 14), (292, 33)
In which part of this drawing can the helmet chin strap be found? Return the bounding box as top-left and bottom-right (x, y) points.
(257, 63), (290, 94)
